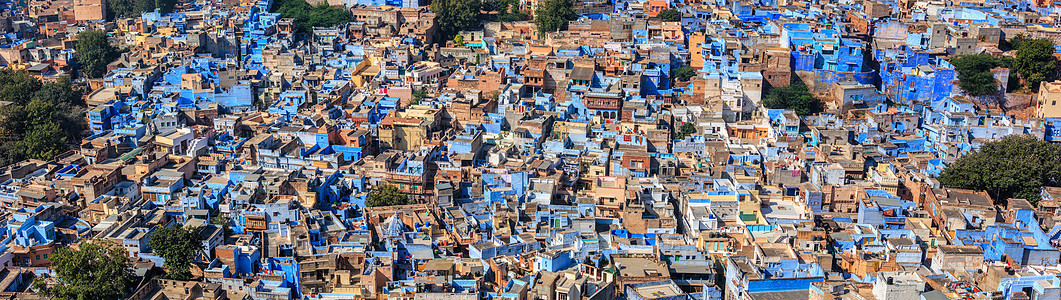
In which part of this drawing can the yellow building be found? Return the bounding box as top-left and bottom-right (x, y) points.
(379, 105), (443, 151)
(1038, 81), (1061, 118)
(737, 195), (766, 225)
(873, 163), (900, 195)
(689, 32), (706, 71)
(350, 57), (381, 88)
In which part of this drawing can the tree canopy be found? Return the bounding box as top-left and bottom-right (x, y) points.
(212, 214), (233, 241)
(673, 64), (696, 82)
(366, 184), (411, 207)
(480, 0), (506, 12)
(762, 80), (821, 116)
(33, 242), (132, 300)
(498, 0), (529, 22)
(431, 0), (482, 40)
(75, 30), (120, 79)
(272, 0), (353, 33)
(1014, 38), (1057, 92)
(411, 89), (428, 106)
(20, 121), (67, 161)
(484, 0), (528, 22)
(657, 8), (681, 22)
(108, 0), (179, 19)
(149, 225), (204, 280)
(950, 54), (1004, 96)
(0, 71), (84, 166)
(1006, 33), (1028, 51)
(938, 135), (1061, 205)
(534, 0), (577, 35)
(675, 122), (696, 139)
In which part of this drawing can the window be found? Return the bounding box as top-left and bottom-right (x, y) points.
(35, 255), (40, 260)
(43, 254), (47, 259)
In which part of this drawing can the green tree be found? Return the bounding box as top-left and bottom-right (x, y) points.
(148, 225), (204, 280)
(154, 0), (180, 15)
(675, 122), (696, 139)
(0, 106), (27, 142)
(25, 98), (57, 127)
(33, 242), (132, 300)
(673, 64), (696, 82)
(35, 80), (87, 141)
(1014, 38), (1057, 92)
(657, 8), (681, 22)
(212, 214), (233, 240)
(411, 89), (428, 105)
(485, 0), (526, 21)
(107, 0), (178, 19)
(534, 0), (576, 35)
(19, 121), (66, 161)
(497, 1), (528, 22)
(34, 79), (84, 107)
(75, 30), (120, 78)
(107, 0), (149, 19)
(1006, 33), (1028, 51)
(938, 135), (1061, 205)
(950, 54), (1001, 96)
(0, 73), (84, 163)
(272, 0), (353, 33)
(431, 0), (482, 40)
(481, 0), (506, 12)
(454, 34), (465, 46)
(366, 184), (410, 207)
(762, 80), (821, 116)
(0, 69), (42, 105)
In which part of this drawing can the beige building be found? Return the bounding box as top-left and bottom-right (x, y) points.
(930, 245), (985, 273)
(1038, 81), (1061, 118)
(378, 105), (444, 151)
(74, 0), (105, 21)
